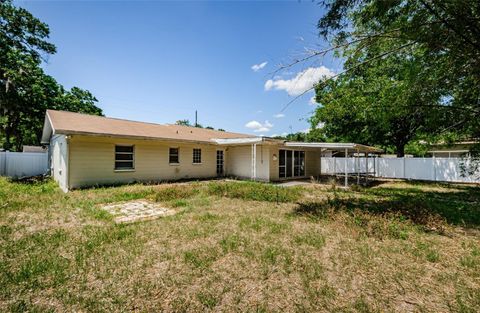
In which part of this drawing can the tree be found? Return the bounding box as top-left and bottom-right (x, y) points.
(306, 0), (480, 156)
(311, 41), (445, 156)
(175, 119), (191, 126)
(0, 0), (102, 151)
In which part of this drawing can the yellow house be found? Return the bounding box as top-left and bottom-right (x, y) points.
(41, 110), (380, 192)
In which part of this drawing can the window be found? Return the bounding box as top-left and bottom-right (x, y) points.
(216, 150), (224, 175)
(193, 148), (202, 164)
(169, 148), (179, 164)
(115, 145), (134, 170)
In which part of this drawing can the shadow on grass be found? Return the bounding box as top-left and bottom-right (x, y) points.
(295, 183), (480, 230)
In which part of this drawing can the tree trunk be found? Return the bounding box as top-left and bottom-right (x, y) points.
(396, 144), (405, 157)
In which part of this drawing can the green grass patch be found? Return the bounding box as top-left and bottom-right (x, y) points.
(206, 181), (301, 202)
(154, 185), (199, 202)
(294, 231), (326, 249)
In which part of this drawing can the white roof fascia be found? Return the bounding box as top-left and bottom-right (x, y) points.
(40, 112), (55, 144)
(212, 137), (264, 145)
(284, 142), (382, 153)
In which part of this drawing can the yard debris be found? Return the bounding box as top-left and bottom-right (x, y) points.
(101, 200), (175, 223)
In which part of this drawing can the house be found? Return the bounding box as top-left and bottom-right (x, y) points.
(427, 140), (478, 158)
(22, 145), (48, 153)
(41, 110), (381, 192)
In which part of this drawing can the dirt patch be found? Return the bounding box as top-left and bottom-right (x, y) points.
(101, 200), (176, 223)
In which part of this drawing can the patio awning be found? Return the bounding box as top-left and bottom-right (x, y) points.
(212, 137), (282, 145)
(284, 142), (382, 153)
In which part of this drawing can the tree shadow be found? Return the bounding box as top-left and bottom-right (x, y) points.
(9, 174), (50, 185)
(294, 183), (480, 230)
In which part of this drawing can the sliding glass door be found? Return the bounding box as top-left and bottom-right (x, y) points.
(279, 149), (305, 178)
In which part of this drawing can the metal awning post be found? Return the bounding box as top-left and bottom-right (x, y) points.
(319, 151), (322, 181)
(365, 152), (370, 185)
(345, 148), (348, 187)
(251, 144), (257, 180)
(356, 148), (360, 185)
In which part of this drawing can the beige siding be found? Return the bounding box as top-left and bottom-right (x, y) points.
(68, 135), (221, 189)
(225, 145), (270, 181)
(269, 146), (280, 181)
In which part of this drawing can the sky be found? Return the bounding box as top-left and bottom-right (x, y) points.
(17, 0), (342, 137)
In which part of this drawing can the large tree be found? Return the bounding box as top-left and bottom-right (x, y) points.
(0, 0), (102, 151)
(308, 0), (480, 155)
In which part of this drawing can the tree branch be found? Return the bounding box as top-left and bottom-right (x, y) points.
(279, 41), (417, 112)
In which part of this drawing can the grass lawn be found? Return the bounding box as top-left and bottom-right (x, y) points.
(0, 177), (479, 312)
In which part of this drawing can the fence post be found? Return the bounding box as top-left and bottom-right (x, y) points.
(433, 155), (436, 181)
(4, 151), (9, 176)
(402, 157), (406, 179)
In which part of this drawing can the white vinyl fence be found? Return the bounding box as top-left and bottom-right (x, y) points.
(321, 157), (480, 183)
(0, 151), (49, 178)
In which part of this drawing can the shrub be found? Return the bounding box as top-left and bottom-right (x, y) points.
(206, 181), (301, 203)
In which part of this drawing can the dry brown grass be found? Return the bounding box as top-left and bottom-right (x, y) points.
(0, 178), (479, 312)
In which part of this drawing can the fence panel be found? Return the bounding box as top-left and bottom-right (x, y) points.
(0, 153), (5, 176)
(321, 157), (480, 183)
(404, 158), (433, 180)
(377, 158), (403, 178)
(0, 152), (49, 178)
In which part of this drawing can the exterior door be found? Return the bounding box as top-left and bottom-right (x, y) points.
(216, 150), (224, 176)
(279, 149), (305, 178)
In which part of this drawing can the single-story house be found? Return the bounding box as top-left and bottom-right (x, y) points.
(41, 110), (381, 192)
(427, 140), (478, 158)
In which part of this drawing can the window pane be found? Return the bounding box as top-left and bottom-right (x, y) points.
(115, 161), (133, 169)
(115, 153), (133, 161)
(169, 148), (179, 163)
(115, 146), (133, 153)
(286, 150), (292, 177)
(279, 150), (285, 166)
(193, 148), (201, 163)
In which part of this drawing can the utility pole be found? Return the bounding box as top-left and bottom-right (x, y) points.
(195, 110), (198, 127)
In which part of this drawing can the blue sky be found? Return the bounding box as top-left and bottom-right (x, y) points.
(18, 1), (342, 136)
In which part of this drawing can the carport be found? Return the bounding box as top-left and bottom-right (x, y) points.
(284, 142), (383, 187)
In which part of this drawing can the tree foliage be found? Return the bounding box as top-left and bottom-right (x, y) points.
(310, 0), (480, 156)
(0, 0), (102, 151)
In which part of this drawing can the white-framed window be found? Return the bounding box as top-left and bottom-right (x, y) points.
(169, 147), (179, 164)
(193, 148), (202, 164)
(115, 145), (134, 170)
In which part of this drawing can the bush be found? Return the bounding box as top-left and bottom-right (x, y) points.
(206, 181), (301, 203)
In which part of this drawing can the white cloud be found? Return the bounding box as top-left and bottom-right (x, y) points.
(251, 61), (268, 72)
(264, 66), (335, 96)
(245, 120), (273, 132)
(271, 132), (289, 137)
(273, 113), (285, 118)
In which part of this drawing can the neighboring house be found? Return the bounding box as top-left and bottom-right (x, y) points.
(427, 141), (478, 158)
(41, 110), (381, 192)
(22, 145), (47, 153)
